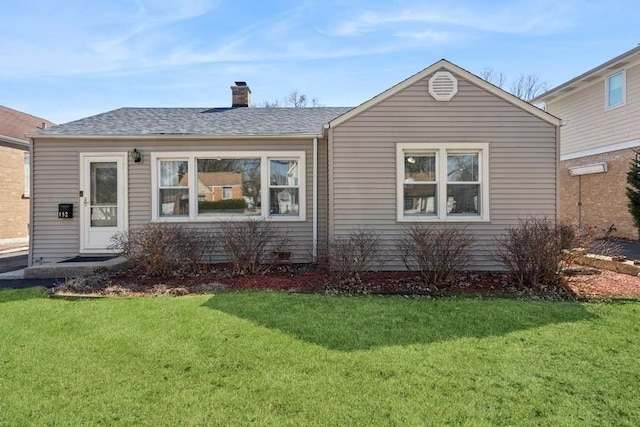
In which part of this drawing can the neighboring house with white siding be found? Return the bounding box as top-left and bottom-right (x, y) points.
(0, 106), (54, 246)
(27, 59), (560, 270)
(532, 46), (640, 239)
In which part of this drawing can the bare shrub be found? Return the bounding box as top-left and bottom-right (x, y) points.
(326, 228), (385, 290)
(559, 222), (620, 263)
(397, 224), (474, 288)
(219, 218), (290, 275)
(110, 222), (215, 277)
(494, 217), (564, 289)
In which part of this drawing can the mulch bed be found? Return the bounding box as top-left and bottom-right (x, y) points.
(49, 262), (640, 300)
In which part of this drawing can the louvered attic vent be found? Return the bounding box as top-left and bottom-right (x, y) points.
(428, 71), (458, 101)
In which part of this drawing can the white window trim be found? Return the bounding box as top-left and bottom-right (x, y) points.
(23, 151), (30, 198)
(396, 143), (490, 222)
(605, 70), (626, 110)
(151, 151), (306, 222)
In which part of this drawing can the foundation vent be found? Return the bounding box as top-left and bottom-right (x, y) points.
(428, 71), (458, 101)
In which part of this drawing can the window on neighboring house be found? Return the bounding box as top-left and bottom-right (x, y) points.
(397, 143), (489, 221)
(606, 70), (625, 109)
(23, 151), (30, 197)
(152, 151), (305, 221)
(222, 186), (232, 200)
(158, 159), (189, 217)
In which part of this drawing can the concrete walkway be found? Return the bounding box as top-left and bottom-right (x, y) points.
(0, 246), (129, 289)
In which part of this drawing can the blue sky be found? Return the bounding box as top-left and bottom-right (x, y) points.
(1, 0), (639, 124)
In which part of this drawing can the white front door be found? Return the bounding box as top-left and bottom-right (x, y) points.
(80, 154), (127, 252)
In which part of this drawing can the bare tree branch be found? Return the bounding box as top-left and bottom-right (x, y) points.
(480, 68), (507, 88)
(480, 68), (549, 101)
(256, 90), (323, 108)
(509, 74), (550, 102)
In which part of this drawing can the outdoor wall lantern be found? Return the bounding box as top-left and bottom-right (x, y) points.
(131, 148), (142, 163)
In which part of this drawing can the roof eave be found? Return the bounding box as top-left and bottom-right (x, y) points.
(0, 134), (29, 149)
(26, 132), (325, 140)
(532, 45), (640, 103)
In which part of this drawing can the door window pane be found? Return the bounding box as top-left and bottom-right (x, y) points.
(91, 162), (117, 204)
(91, 207), (117, 227)
(89, 162), (118, 227)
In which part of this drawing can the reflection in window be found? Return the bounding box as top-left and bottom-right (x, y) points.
(447, 153), (479, 215)
(403, 153), (437, 216)
(159, 160), (189, 217)
(196, 158), (261, 216)
(270, 159), (299, 215)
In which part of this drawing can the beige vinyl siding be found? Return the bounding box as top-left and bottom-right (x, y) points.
(31, 137), (320, 264)
(548, 63), (640, 157)
(329, 73), (558, 271)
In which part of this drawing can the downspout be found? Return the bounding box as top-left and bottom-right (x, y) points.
(312, 136), (318, 262)
(577, 175), (582, 227)
(28, 138), (34, 267)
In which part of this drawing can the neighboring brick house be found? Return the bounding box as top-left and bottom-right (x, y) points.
(532, 46), (640, 239)
(0, 106), (54, 244)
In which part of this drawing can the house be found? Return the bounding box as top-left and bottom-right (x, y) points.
(27, 60), (560, 270)
(532, 46), (640, 239)
(0, 106), (54, 246)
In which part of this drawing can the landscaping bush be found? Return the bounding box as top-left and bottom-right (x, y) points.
(397, 224), (474, 289)
(326, 228), (385, 290)
(219, 218), (290, 274)
(494, 217), (563, 289)
(110, 222), (215, 277)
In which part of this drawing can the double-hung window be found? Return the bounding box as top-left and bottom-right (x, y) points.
(152, 151), (305, 221)
(397, 143), (489, 221)
(158, 159), (189, 217)
(269, 159), (300, 215)
(606, 70), (625, 109)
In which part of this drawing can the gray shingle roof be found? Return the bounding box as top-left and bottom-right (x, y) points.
(36, 107), (353, 137)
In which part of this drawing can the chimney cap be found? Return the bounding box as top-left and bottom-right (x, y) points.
(234, 81), (247, 86)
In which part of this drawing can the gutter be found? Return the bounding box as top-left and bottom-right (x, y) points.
(25, 133), (325, 141)
(0, 134), (29, 149)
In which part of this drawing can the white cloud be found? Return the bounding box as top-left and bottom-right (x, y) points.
(327, 1), (573, 37)
(393, 30), (454, 42)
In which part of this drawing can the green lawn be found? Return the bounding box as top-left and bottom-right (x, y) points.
(1, 288), (639, 426)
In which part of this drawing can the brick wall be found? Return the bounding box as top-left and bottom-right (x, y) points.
(561, 148), (637, 239)
(0, 145), (29, 239)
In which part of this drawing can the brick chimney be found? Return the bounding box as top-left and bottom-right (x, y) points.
(231, 81), (251, 107)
